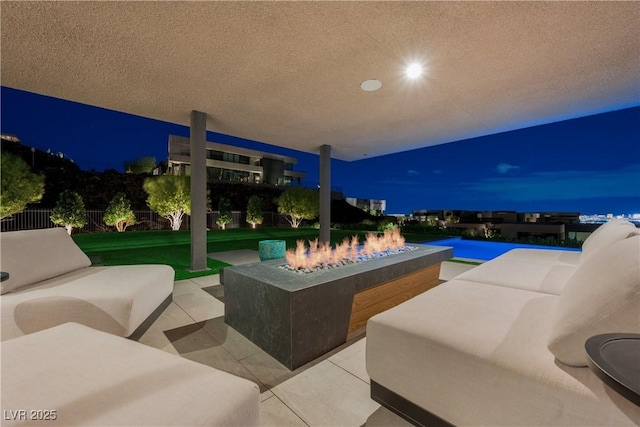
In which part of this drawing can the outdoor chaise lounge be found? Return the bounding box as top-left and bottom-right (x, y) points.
(0, 227), (174, 341)
(1, 322), (261, 426)
(367, 219), (640, 426)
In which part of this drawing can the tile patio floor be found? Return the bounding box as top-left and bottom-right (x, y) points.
(139, 251), (474, 427)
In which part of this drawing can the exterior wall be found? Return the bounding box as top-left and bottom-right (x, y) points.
(415, 210), (579, 225)
(262, 157), (285, 186)
(346, 197), (387, 214)
(478, 211), (518, 223)
(565, 223), (600, 242)
(500, 223), (566, 240)
(369, 199), (386, 213)
(537, 212), (581, 224)
(167, 135), (304, 185)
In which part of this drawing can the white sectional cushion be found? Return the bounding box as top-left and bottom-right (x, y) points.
(497, 248), (581, 266)
(548, 235), (640, 367)
(453, 257), (577, 295)
(580, 219), (638, 263)
(1, 323), (261, 426)
(366, 280), (640, 426)
(0, 228), (91, 294)
(1, 264), (174, 340)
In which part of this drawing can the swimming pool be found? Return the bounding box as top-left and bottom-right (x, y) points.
(425, 237), (581, 261)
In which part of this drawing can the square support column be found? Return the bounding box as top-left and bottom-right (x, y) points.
(319, 144), (331, 243)
(190, 110), (209, 272)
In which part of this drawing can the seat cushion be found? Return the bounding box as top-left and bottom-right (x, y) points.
(453, 256), (577, 295)
(580, 219), (638, 263)
(0, 228), (91, 294)
(1, 323), (261, 426)
(366, 280), (640, 426)
(1, 265), (174, 340)
(548, 235), (640, 367)
(497, 248), (581, 265)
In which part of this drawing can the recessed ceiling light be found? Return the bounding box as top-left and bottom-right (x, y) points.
(405, 63), (423, 79)
(361, 79), (382, 92)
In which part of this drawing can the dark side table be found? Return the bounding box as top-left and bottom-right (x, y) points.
(0, 272), (9, 282)
(585, 333), (640, 407)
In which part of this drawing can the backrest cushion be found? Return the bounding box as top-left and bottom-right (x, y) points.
(580, 219), (638, 263)
(548, 235), (640, 366)
(0, 228), (91, 294)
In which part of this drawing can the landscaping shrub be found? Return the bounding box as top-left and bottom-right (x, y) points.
(104, 193), (136, 232)
(246, 195), (263, 229)
(277, 187), (319, 228)
(51, 190), (87, 234)
(216, 197), (232, 229)
(0, 152), (45, 220)
(143, 175), (191, 231)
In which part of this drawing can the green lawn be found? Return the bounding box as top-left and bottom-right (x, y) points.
(73, 228), (401, 280)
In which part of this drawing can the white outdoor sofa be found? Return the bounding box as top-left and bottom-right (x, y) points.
(1, 228), (261, 426)
(1, 322), (261, 426)
(367, 219), (640, 426)
(0, 227), (174, 341)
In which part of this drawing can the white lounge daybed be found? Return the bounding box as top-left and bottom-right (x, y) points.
(367, 219), (640, 426)
(1, 228), (174, 341)
(1, 322), (261, 426)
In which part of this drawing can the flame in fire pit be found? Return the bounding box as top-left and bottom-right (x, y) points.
(284, 228), (407, 270)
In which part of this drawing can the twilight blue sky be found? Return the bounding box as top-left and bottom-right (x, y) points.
(2, 87), (639, 215)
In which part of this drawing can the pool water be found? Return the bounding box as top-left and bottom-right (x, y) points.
(425, 237), (581, 261)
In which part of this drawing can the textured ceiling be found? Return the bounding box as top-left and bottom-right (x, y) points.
(2, 1), (639, 160)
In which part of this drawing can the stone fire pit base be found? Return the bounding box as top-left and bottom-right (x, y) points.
(221, 244), (452, 370)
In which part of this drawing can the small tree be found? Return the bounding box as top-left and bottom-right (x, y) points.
(50, 190), (87, 235)
(124, 156), (157, 174)
(277, 187), (319, 228)
(216, 197), (232, 230)
(445, 214), (460, 224)
(104, 192), (137, 232)
(246, 195), (263, 229)
(0, 152), (45, 220)
(143, 175), (190, 231)
(425, 215), (439, 226)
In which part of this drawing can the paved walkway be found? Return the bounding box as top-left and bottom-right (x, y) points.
(139, 250), (474, 426)
(208, 249), (261, 265)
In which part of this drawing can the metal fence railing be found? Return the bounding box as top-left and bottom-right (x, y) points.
(1, 209), (290, 233)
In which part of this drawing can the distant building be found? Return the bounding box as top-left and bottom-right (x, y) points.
(1, 134), (22, 144)
(412, 209), (584, 241)
(519, 212), (580, 224)
(1, 133), (76, 168)
(345, 197), (386, 215)
(413, 210), (445, 222)
(167, 135), (305, 186)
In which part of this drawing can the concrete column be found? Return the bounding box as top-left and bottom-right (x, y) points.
(190, 110), (209, 271)
(319, 144), (331, 243)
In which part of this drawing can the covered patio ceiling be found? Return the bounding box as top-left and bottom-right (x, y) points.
(2, 1), (639, 161)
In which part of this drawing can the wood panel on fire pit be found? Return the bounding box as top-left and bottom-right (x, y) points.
(348, 263), (441, 333)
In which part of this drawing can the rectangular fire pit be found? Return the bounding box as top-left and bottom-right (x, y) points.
(222, 244), (452, 370)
